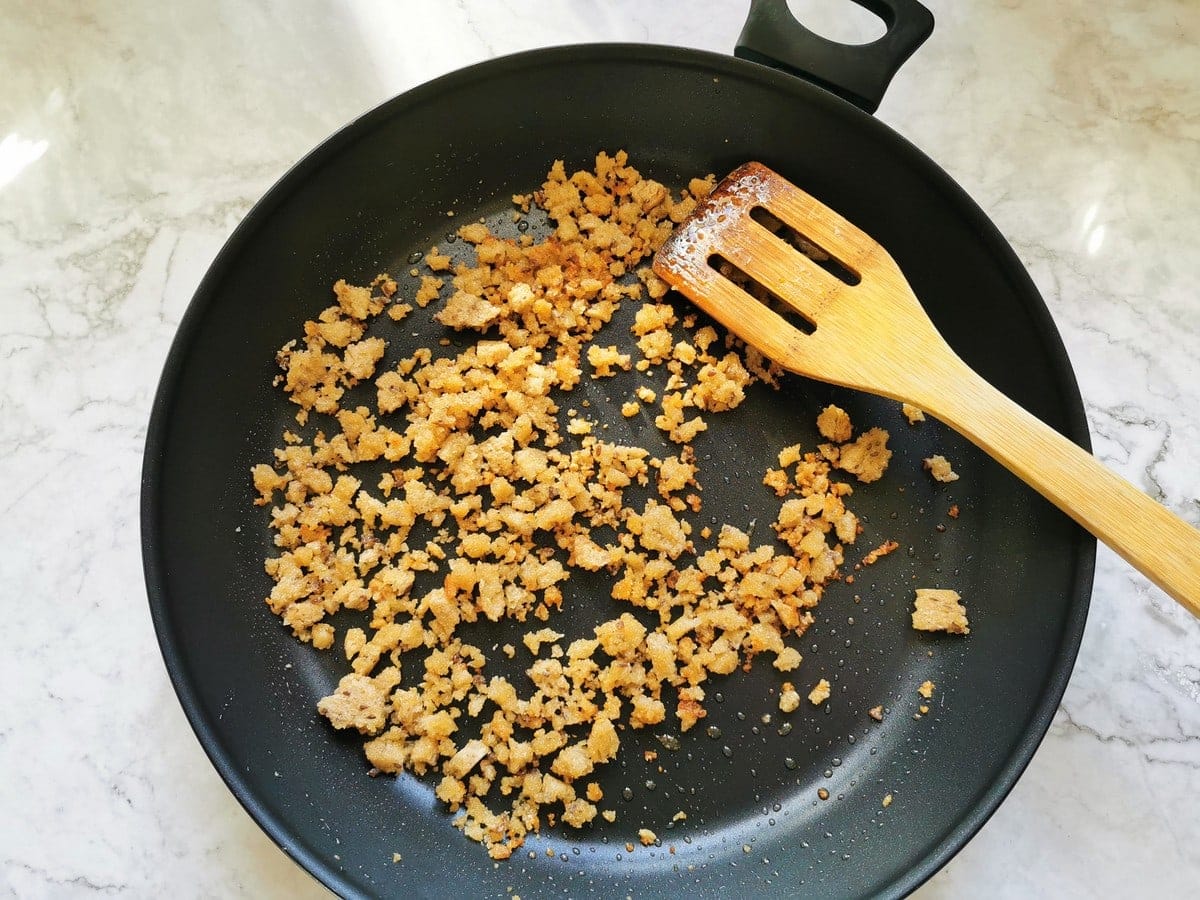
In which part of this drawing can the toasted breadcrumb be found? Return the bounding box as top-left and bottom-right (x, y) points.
(316, 674), (389, 735)
(825, 427), (892, 483)
(816, 405), (853, 443)
(861, 540), (899, 566)
(311, 622), (335, 650)
(638, 828), (657, 846)
(912, 589), (969, 634)
(587, 344), (632, 378)
(882, 793), (893, 808)
(868, 705), (884, 721)
(923, 454), (959, 483)
(387, 302), (413, 322)
(808, 679), (831, 706)
(773, 646), (802, 672)
(435, 291), (500, 330)
(901, 403), (925, 425)
(414, 275), (443, 307)
(918, 680), (935, 699)
(425, 248), (452, 271)
(779, 683), (801, 713)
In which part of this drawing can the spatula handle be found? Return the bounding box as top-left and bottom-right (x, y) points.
(922, 359), (1200, 617)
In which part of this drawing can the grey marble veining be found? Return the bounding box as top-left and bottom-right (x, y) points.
(2, 1), (1197, 896)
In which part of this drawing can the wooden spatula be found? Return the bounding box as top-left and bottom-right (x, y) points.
(652, 161), (1200, 617)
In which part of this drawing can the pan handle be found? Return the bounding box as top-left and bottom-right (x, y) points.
(734, 0), (934, 114)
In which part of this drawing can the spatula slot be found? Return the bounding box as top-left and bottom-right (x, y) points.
(749, 206), (861, 286)
(708, 253), (817, 334)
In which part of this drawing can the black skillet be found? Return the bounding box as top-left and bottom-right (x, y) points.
(142, 1), (1094, 896)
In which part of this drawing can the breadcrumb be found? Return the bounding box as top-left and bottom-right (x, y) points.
(808, 678), (831, 706)
(256, 152), (874, 861)
(912, 589), (969, 634)
(924, 454), (959, 483)
(414, 275), (443, 307)
(587, 344), (632, 378)
(861, 540), (899, 566)
(826, 427), (892, 483)
(316, 674), (388, 735)
(779, 683), (801, 713)
(901, 403), (925, 425)
(816, 404), (852, 442)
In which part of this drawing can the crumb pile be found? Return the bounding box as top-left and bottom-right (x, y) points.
(250, 152), (900, 860)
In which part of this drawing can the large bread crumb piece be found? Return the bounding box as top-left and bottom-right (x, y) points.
(317, 674), (389, 735)
(773, 646), (802, 672)
(255, 152), (873, 861)
(587, 344), (632, 377)
(435, 291), (500, 330)
(901, 403), (925, 424)
(816, 404), (852, 442)
(911, 588), (969, 634)
(923, 454), (959, 483)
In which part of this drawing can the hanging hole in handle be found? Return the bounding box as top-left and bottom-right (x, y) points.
(786, 0), (887, 45)
(735, 0), (934, 113)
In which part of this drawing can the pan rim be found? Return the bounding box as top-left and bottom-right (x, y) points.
(141, 40), (1094, 899)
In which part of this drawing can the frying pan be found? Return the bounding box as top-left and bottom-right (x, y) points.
(142, 1), (1094, 896)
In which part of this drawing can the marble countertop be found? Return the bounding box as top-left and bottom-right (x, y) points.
(3, 1), (1197, 896)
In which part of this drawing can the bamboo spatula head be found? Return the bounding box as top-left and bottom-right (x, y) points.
(653, 162), (1200, 618)
(652, 161), (949, 404)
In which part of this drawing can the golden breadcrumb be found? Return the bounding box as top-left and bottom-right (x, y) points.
(912, 589), (969, 634)
(808, 678), (831, 705)
(822, 427), (892, 483)
(816, 404), (853, 442)
(861, 539), (899, 566)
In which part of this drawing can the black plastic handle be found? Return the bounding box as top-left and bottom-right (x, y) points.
(735, 0), (934, 114)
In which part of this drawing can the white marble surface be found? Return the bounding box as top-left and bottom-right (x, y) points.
(2, 0), (1197, 896)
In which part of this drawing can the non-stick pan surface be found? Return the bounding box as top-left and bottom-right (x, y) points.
(143, 45), (1093, 898)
